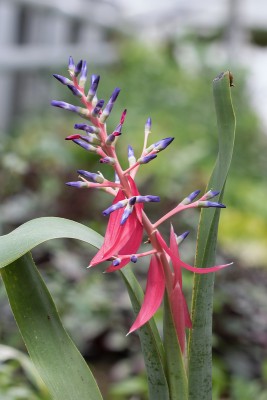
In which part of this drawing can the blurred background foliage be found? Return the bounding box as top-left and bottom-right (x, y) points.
(1, 6), (267, 399)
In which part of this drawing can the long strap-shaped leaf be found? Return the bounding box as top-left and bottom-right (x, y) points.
(0, 217), (103, 268)
(1, 253), (103, 400)
(188, 72), (236, 399)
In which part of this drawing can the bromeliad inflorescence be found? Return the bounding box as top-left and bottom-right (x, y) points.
(51, 57), (232, 353)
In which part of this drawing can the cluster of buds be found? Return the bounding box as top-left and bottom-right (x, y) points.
(51, 57), (232, 351)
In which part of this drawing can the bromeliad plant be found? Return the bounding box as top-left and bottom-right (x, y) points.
(0, 57), (235, 400)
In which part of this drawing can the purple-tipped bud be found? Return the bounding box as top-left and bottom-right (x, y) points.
(145, 117), (152, 134)
(154, 137), (174, 152)
(74, 59), (83, 77)
(105, 133), (116, 146)
(92, 99), (105, 117)
(120, 201), (135, 225)
(130, 255), (138, 263)
(127, 145), (136, 166)
(181, 190), (201, 205)
(100, 87), (120, 123)
(66, 181), (88, 188)
(201, 190), (220, 201)
(79, 60), (87, 88)
(87, 75), (100, 101)
(77, 170), (104, 183)
(53, 74), (72, 86)
(138, 154), (157, 164)
(67, 85), (83, 97)
(72, 139), (97, 153)
(102, 199), (128, 216)
(176, 231), (190, 245)
(198, 201), (226, 209)
(100, 157), (115, 165)
(112, 258), (121, 267)
(135, 195), (160, 203)
(68, 56), (75, 76)
(144, 137), (174, 155)
(77, 134), (100, 145)
(51, 100), (78, 113)
(74, 123), (100, 134)
(112, 123), (122, 137)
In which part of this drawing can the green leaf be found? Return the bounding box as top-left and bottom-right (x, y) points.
(0, 217), (103, 269)
(163, 294), (188, 400)
(120, 266), (170, 400)
(188, 72), (236, 400)
(1, 253), (103, 400)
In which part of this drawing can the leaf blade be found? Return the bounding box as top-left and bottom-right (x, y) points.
(1, 253), (103, 400)
(188, 72), (236, 400)
(0, 217), (103, 269)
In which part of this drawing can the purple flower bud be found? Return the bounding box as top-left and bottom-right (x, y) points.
(92, 99), (105, 117)
(74, 124), (100, 134)
(68, 56), (75, 75)
(135, 195), (160, 203)
(105, 133), (116, 146)
(128, 145), (135, 158)
(145, 117), (152, 134)
(154, 137), (174, 152)
(197, 201), (226, 208)
(100, 87), (120, 122)
(66, 181), (88, 188)
(120, 202), (134, 225)
(67, 85), (83, 97)
(138, 154), (157, 164)
(112, 258), (121, 267)
(112, 123), (122, 137)
(77, 170), (104, 183)
(74, 59), (83, 77)
(102, 199), (128, 216)
(181, 190), (201, 205)
(53, 74), (72, 86)
(201, 190), (220, 201)
(130, 255), (138, 263)
(100, 157), (115, 165)
(72, 139), (97, 153)
(78, 134), (100, 145)
(176, 231), (190, 245)
(87, 75), (100, 101)
(79, 60), (87, 87)
(51, 100), (78, 113)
